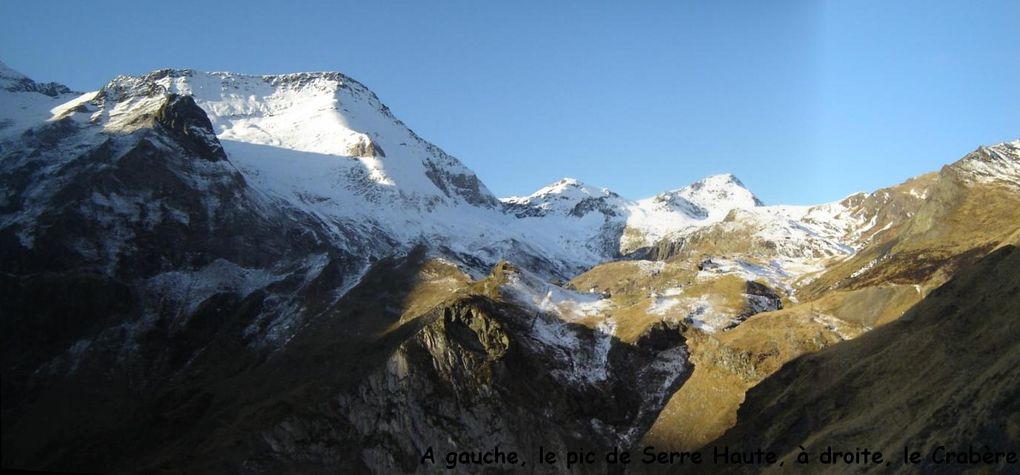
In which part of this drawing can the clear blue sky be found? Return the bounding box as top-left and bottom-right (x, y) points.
(2, 1), (1017, 204)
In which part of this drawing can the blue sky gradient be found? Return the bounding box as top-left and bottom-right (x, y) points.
(2, 0), (1017, 204)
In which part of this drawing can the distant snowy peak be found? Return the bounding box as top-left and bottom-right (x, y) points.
(950, 140), (1020, 188)
(0, 63), (82, 141)
(649, 173), (763, 221)
(95, 68), (499, 209)
(530, 178), (610, 198)
(644, 189), (708, 220)
(503, 178), (627, 218)
(0, 61), (27, 82)
(0, 61), (74, 97)
(505, 172), (764, 222)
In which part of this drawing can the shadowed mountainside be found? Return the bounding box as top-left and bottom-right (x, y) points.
(700, 243), (1020, 474)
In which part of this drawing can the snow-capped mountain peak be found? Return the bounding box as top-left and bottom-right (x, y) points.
(672, 173), (763, 216)
(502, 177), (625, 219)
(636, 173), (762, 225)
(0, 60), (27, 83)
(91, 68), (499, 210)
(0, 62), (80, 141)
(515, 177), (619, 202)
(951, 139), (1020, 188)
(0, 61), (73, 97)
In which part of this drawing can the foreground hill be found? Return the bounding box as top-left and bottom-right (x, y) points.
(702, 242), (1020, 474)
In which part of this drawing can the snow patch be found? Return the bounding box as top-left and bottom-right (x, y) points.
(143, 259), (283, 325)
(811, 313), (862, 340)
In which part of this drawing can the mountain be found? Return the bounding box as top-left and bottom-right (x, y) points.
(798, 140), (1020, 304)
(646, 173), (764, 220)
(701, 242), (1020, 475)
(0, 64), (691, 473)
(626, 139), (1020, 454)
(2, 62), (1018, 474)
(42, 68), (811, 280)
(0, 60), (74, 98)
(0, 60), (79, 139)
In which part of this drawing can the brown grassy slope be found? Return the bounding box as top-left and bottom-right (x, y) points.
(568, 256), (864, 451)
(800, 163), (1020, 302)
(801, 284), (922, 327)
(704, 244), (1020, 475)
(641, 302), (866, 451)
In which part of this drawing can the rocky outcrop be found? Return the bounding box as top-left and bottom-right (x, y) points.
(726, 281), (783, 329)
(423, 155), (500, 208)
(153, 94), (227, 161)
(346, 135), (386, 158)
(251, 297), (692, 473)
(625, 237), (686, 261)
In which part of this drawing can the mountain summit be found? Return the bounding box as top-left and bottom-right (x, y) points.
(100, 68), (501, 209)
(0, 61), (73, 97)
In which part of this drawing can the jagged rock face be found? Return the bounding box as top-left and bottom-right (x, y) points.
(152, 94), (227, 161)
(257, 297), (690, 474)
(647, 191), (708, 219)
(0, 247), (689, 474)
(726, 281), (783, 330)
(624, 237), (687, 261)
(345, 136), (385, 158)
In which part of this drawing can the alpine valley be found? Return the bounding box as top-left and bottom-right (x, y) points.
(2, 62), (1018, 474)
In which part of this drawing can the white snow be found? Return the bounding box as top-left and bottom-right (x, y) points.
(636, 260), (666, 276)
(957, 140), (1020, 188)
(678, 296), (720, 332)
(6, 66), (860, 278)
(0, 61), (81, 140)
(696, 256), (824, 296)
(498, 265), (618, 384)
(501, 266), (609, 321)
(849, 257), (879, 279)
(811, 313), (862, 340)
(143, 259), (283, 324)
(647, 296), (682, 315)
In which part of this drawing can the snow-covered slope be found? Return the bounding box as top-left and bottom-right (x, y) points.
(625, 173), (764, 247)
(649, 173), (763, 220)
(502, 171), (858, 272)
(951, 139), (1020, 188)
(0, 61), (80, 141)
(1, 63), (966, 282)
(100, 69), (499, 209)
(504, 178), (627, 218)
